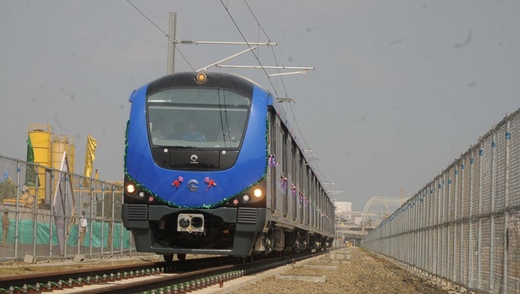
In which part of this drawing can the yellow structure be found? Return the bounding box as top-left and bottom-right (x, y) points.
(52, 134), (75, 173)
(29, 124), (52, 170)
(26, 124), (75, 205)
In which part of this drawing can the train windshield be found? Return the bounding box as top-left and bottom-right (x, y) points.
(147, 88), (251, 149)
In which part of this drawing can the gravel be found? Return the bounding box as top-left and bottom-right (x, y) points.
(230, 247), (453, 294)
(0, 247), (454, 293)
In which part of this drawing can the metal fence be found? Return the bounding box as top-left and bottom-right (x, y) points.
(362, 108), (520, 294)
(0, 154), (137, 262)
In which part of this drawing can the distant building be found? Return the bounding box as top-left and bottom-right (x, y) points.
(334, 201), (352, 214)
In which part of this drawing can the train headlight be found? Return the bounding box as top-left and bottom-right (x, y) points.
(241, 194), (251, 203)
(253, 188), (263, 198)
(124, 177), (149, 203)
(126, 183), (136, 194)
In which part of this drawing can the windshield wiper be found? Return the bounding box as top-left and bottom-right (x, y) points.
(172, 146), (198, 149)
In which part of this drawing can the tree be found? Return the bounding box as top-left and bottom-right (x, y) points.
(0, 178), (16, 202)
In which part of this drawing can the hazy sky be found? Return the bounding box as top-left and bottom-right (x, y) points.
(1, 1), (519, 211)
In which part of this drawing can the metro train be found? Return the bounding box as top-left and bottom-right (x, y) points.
(122, 71), (335, 261)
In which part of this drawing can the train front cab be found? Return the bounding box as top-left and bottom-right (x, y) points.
(123, 72), (272, 258)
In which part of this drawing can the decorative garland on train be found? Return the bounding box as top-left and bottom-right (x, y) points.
(124, 117), (333, 223)
(123, 118), (270, 209)
(265, 141), (332, 223)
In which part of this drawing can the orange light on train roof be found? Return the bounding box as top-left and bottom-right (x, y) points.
(195, 72), (208, 83)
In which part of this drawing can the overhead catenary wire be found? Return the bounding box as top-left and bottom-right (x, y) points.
(238, 1), (330, 185)
(126, 0), (168, 37)
(126, 0), (195, 71)
(219, 0), (277, 95)
(127, 0), (332, 187)
(220, 0), (330, 185)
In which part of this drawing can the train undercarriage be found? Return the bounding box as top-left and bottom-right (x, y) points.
(161, 224), (333, 262)
(123, 204), (333, 263)
(253, 225), (332, 256)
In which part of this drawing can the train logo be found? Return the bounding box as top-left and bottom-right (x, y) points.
(190, 154), (198, 164)
(187, 179), (199, 192)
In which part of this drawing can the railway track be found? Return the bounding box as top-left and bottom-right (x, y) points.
(0, 251), (328, 293)
(0, 256), (233, 293)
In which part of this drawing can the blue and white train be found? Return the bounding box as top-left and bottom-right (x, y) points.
(122, 72), (334, 261)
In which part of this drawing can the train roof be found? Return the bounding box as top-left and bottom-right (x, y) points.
(145, 71), (265, 99)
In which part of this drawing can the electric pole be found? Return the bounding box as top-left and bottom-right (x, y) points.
(167, 12), (176, 74)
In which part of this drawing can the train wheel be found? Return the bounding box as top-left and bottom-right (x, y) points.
(163, 254), (173, 263)
(177, 253), (186, 261)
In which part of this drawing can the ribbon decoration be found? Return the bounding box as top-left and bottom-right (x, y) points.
(171, 176), (184, 188)
(291, 184), (297, 197)
(268, 154), (277, 168)
(280, 176), (287, 190)
(205, 177), (217, 190)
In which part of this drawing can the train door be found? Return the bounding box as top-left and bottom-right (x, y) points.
(311, 177), (317, 229)
(281, 129), (289, 217)
(296, 154), (303, 223)
(289, 141), (298, 221)
(302, 164), (309, 226)
(267, 110), (277, 211)
(318, 186), (325, 232)
(308, 168), (313, 227)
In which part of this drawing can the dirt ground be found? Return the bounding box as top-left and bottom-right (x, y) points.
(0, 247), (455, 293)
(230, 247), (454, 294)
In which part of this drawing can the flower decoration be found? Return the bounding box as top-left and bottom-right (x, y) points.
(291, 184), (296, 197)
(171, 176), (184, 188)
(204, 177), (217, 190)
(268, 154), (277, 168)
(280, 176), (287, 190)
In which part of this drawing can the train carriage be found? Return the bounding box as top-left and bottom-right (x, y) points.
(122, 72), (334, 260)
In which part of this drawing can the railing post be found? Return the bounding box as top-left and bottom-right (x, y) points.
(502, 119), (511, 294)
